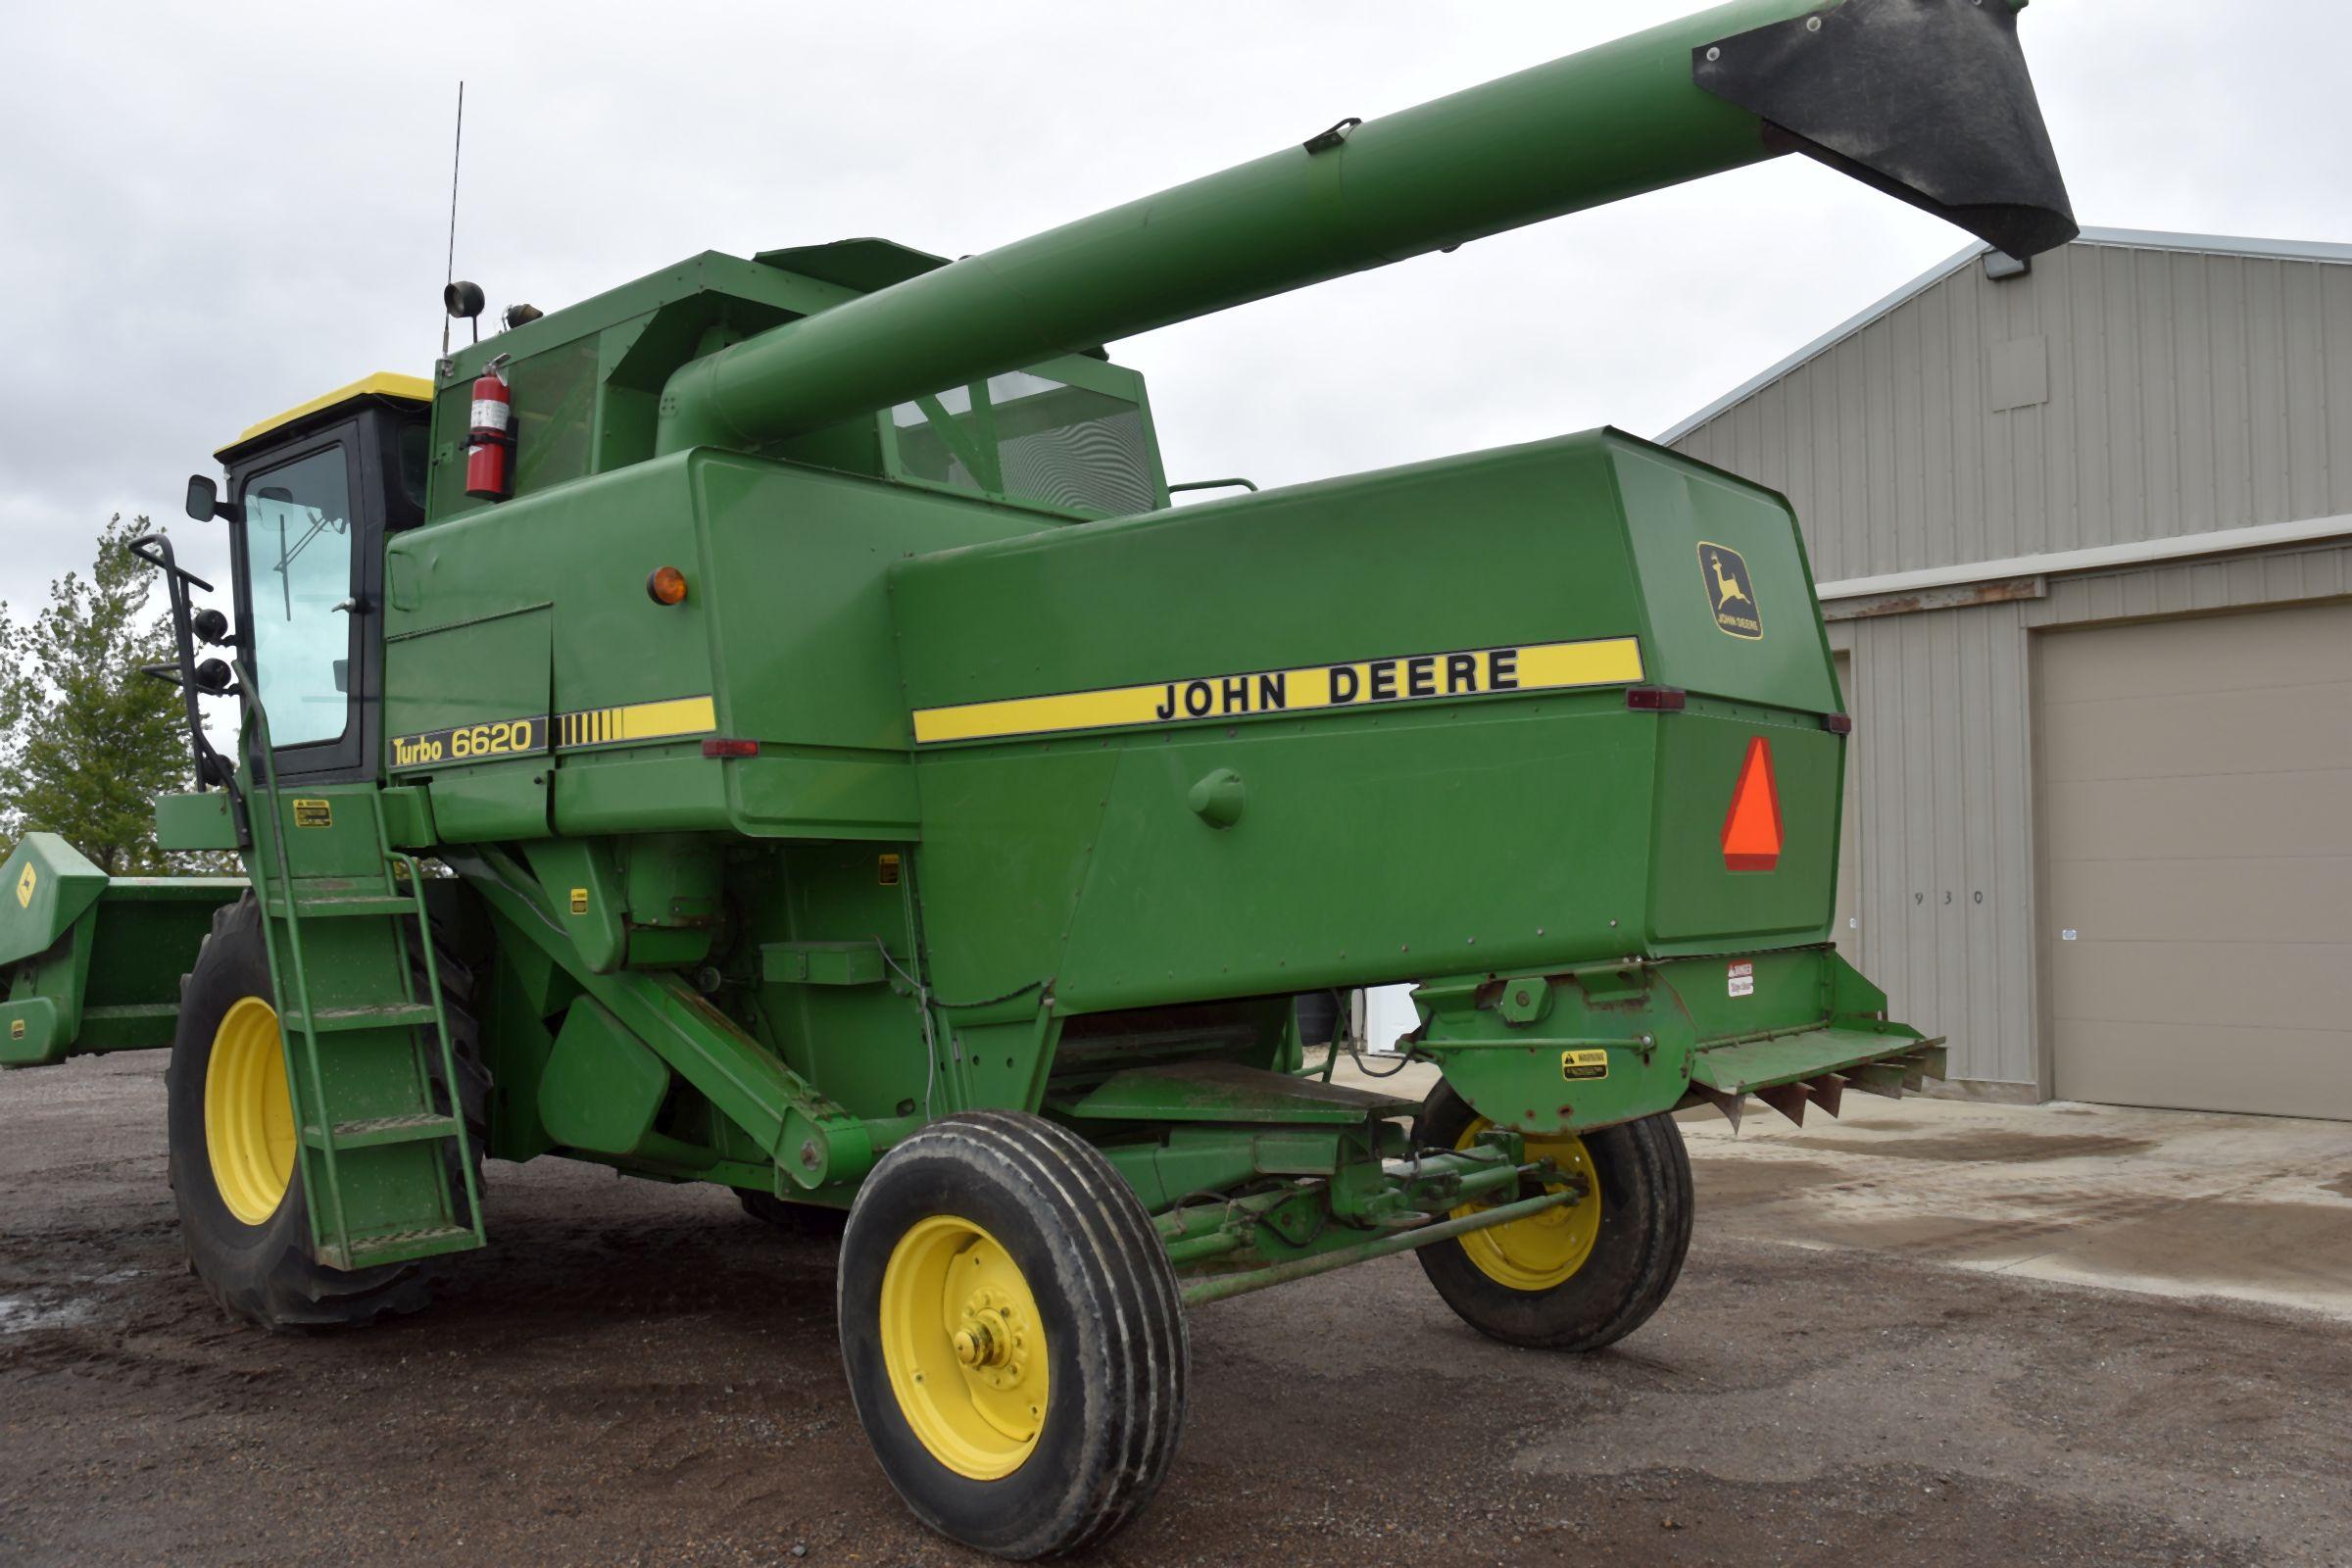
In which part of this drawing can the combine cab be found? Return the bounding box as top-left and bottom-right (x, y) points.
(0, 0), (2065, 1555)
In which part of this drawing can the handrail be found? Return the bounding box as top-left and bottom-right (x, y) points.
(228, 657), (355, 1259)
(125, 532), (247, 846)
(375, 794), (485, 1244)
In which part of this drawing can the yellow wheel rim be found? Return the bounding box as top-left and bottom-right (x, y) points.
(879, 1215), (1049, 1480)
(1451, 1117), (1601, 1292)
(204, 996), (297, 1227)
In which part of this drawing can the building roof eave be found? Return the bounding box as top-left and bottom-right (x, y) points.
(1657, 226), (2352, 448)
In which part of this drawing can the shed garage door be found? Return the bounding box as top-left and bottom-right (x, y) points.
(2038, 601), (2352, 1119)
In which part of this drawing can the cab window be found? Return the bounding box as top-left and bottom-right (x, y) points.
(241, 445), (355, 748)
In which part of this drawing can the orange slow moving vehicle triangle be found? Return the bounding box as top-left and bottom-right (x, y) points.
(1721, 735), (1783, 872)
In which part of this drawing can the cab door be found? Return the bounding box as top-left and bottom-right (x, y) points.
(228, 418), (384, 783)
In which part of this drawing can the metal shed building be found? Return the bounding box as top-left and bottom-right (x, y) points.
(1663, 228), (2352, 1119)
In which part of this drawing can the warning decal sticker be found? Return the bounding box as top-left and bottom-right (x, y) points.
(1560, 1049), (1610, 1081)
(1721, 736), (1784, 872)
(1728, 960), (1755, 999)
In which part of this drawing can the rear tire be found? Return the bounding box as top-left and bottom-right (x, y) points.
(838, 1110), (1187, 1558)
(1413, 1080), (1691, 1351)
(165, 893), (483, 1331)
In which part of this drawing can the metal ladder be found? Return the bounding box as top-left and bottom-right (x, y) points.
(130, 530), (485, 1268)
(238, 665), (488, 1270)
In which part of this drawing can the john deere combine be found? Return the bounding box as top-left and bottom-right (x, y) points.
(0, 0), (2073, 1554)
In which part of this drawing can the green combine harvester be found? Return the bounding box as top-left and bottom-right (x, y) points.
(0, 0), (2073, 1554)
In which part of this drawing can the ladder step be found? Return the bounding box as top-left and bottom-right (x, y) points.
(326, 1224), (482, 1270)
(303, 1112), (462, 1152)
(267, 892), (417, 919)
(285, 1002), (439, 1035)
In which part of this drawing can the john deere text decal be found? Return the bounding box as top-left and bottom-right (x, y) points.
(909, 637), (1643, 745)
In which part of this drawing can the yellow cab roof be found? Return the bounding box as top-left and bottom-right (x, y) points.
(219, 372), (434, 460)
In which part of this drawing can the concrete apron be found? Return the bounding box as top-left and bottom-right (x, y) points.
(1330, 1055), (2352, 1322)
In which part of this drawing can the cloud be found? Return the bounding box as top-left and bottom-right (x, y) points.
(3, 0), (2343, 618)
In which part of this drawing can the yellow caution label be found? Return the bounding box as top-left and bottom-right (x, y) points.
(877, 854), (903, 887)
(15, 863), (34, 908)
(568, 887), (589, 915)
(9, 1018), (24, 1041)
(1560, 1049), (1610, 1082)
(292, 800), (333, 828)
(910, 636), (1644, 746)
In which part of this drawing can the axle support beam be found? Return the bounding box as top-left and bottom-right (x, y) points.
(1177, 1187), (1581, 1308)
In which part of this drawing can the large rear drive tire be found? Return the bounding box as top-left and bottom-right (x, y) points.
(1413, 1080), (1691, 1351)
(165, 893), (484, 1331)
(838, 1110), (1188, 1559)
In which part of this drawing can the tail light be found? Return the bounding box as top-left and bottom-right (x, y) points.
(1626, 685), (1687, 711)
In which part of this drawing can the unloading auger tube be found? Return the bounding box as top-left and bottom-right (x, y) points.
(657, 0), (2072, 453)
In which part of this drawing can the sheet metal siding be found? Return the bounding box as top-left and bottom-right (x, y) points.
(1830, 540), (2352, 1085)
(1829, 601), (2036, 1085)
(1675, 242), (2352, 582)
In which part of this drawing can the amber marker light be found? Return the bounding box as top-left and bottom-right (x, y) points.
(647, 565), (689, 605)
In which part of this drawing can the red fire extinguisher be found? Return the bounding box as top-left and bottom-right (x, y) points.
(464, 353), (514, 502)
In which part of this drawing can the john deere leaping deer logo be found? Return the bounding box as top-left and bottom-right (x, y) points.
(1698, 542), (1762, 640)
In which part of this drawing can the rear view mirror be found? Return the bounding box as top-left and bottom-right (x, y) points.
(184, 473), (240, 524)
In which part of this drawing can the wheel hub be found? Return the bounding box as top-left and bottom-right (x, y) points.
(204, 996), (296, 1227)
(1450, 1117), (1602, 1292)
(954, 1290), (1033, 1390)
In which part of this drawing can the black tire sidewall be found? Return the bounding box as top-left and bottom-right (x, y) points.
(166, 897), (320, 1303)
(839, 1117), (1177, 1558)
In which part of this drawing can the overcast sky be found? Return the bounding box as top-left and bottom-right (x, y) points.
(3, 1), (2345, 620)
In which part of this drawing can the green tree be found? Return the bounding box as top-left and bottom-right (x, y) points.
(0, 514), (203, 873)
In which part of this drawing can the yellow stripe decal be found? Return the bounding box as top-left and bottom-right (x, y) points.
(554, 695), (717, 751)
(612, 696), (719, 742)
(909, 637), (1643, 746)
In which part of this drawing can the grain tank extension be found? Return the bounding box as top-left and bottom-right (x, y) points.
(0, 1), (2068, 1555)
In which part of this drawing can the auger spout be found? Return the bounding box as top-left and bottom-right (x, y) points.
(656, 0), (2072, 454)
